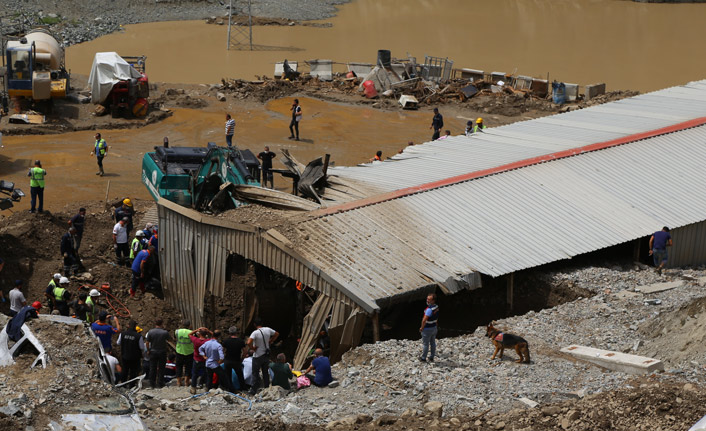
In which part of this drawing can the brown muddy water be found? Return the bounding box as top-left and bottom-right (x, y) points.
(0, 98), (446, 212)
(67, 0), (706, 92)
(5, 0), (705, 212)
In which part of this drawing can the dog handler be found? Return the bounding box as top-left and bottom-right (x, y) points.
(419, 293), (438, 362)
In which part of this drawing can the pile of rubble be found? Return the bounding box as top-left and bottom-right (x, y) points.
(0, 315), (130, 429)
(218, 72), (636, 115)
(112, 262), (706, 430)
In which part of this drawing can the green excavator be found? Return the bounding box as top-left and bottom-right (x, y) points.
(141, 141), (321, 212)
(141, 142), (260, 212)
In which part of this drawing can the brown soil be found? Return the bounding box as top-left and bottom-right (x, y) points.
(0, 199), (183, 331)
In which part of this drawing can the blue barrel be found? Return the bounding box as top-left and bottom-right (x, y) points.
(552, 81), (566, 105)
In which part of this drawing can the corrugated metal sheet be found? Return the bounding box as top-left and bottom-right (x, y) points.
(668, 221), (706, 268)
(157, 200), (378, 322)
(294, 123), (706, 296)
(327, 80), (706, 202)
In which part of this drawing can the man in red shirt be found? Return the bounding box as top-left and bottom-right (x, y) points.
(189, 327), (212, 394)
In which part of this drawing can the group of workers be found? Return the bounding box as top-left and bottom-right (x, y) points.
(88, 314), (333, 396)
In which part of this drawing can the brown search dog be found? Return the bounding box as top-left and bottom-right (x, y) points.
(485, 323), (531, 364)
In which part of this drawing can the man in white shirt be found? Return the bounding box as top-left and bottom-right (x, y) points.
(113, 217), (129, 266)
(225, 114), (235, 148)
(105, 350), (123, 384)
(9, 280), (27, 317)
(246, 318), (279, 395)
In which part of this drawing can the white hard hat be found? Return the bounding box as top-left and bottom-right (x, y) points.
(53, 273), (62, 280)
(136, 230), (145, 237)
(89, 289), (101, 297)
(59, 277), (70, 284)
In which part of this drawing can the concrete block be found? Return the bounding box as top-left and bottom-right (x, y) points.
(347, 62), (373, 77)
(308, 59), (333, 81)
(564, 83), (579, 101)
(636, 281), (681, 294)
(698, 276), (706, 286)
(561, 345), (663, 375)
(585, 83), (606, 100)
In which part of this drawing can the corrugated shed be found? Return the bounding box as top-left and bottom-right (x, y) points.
(158, 200), (377, 321)
(293, 122), (706, 303)
(328, 80), (706, 200)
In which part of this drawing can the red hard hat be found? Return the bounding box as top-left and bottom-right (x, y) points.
(32, 301), (42, 311)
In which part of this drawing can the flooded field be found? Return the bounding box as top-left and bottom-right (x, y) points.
(5, 0), (706, 212)
(0, 98), (455, 212)
(67, 0), (706, 92)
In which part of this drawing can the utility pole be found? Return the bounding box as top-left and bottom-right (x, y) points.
(227, 0), (253, 51)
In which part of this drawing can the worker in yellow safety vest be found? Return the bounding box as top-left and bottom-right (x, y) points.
(27, 160), (46, 213)
(130, 230), (146, 262)
(86, 289), (101, 323)
(44, 273), (62, 311)
(53, 277), (71, 316)
(91, 133), (108, 176)
(473, 117), (487, 133)
(174, 319), (194, 387)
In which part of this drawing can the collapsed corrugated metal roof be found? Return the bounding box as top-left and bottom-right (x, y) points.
(282, 79), (706, 307)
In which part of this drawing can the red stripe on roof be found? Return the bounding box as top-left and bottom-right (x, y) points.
(313, 117), (706, 217)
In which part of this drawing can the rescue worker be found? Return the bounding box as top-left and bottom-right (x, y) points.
(27, 160), (46, 213)
(115, 199), (135, 235)
(144, 223), (155, 238)
(118, 319), (146, 387)
(465, 120), (474, 136)
(430, 108), (443, 141)
(53, 276), (72, 316)
(45, 273), (62, 311)
(130, 246), (154, 297)
(147, 226), (160, 281)
(370, 150), (383, 162)
(174, 319), (194, 387)
(113, 217), (130, 267)
(130, 230), (146, 263)
(70, 292), (90, 321)
(60, 227), (79, 276)
(473, 117), (487, 133)
(86, 289), (101, 323)
(91, 133), (108, 176)
(68, 207), (86, 254)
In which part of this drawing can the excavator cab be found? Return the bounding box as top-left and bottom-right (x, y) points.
(6, 44), (34, 97)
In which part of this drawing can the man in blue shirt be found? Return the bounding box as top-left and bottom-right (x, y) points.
(130, 246), (153, 297)
(199, 329), (226, 391)
(91, 310), (120, 351)
(419, 293), (438, 362)
(649, 226), (673, 274)
(304, 348), (333, 387)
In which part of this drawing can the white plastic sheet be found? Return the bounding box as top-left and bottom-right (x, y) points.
(87, 52), (142, 104)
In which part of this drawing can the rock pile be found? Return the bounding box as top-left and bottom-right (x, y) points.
(0, 0), (350, 46)
(130, 263), (706, 430)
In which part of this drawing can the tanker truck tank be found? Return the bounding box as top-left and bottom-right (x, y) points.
(4, 29), (69, 103)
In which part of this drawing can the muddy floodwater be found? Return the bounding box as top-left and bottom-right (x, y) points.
(0, 98), (446, 212)
(67, 0), (706, 92)
(5, 0), (706, 212)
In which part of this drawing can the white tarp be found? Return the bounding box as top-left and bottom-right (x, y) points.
(87, 52), (142, 104)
